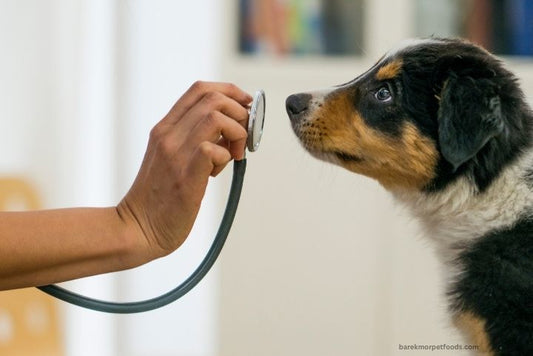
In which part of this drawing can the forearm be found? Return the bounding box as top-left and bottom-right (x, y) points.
(0, 207), (151, 290)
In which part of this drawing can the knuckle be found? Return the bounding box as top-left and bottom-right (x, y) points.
(149, 124), (165, 142)
(204, 110), (222, 127)
(150, 128), (175, 157)
(190, 80), (206, 93)
(197, 141), (214, 157)
(203, 91), (224, 107)
(225, 82), (239, 93)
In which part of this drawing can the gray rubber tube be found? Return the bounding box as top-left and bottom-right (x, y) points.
(37, 159), (246, 313)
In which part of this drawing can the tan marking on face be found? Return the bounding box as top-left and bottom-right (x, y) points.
(454, 312), (494, 355)
(376, 60), (403, 81)
(297, 90), (438, 191)
(295, 93), (350, 154)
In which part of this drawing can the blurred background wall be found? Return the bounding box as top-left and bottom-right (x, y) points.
(0, 1), (222, 355)
(1, 1), (532, 355)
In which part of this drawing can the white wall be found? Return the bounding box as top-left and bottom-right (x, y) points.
(112, 1), (222, 356)
(0, 1), (222, 355)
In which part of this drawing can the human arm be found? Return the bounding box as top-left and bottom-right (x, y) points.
(0, 81), (251, 290)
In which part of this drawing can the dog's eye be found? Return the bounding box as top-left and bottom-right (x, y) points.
(375, 86), (392, 102)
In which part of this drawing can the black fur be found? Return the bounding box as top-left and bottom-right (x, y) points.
(437, 74), (504, 172)
(338, 39), (533, 193)
(389, 40), (533, 354)
(450, 218), (533, 355)
(397, 40), (533, 192)
(379, 40), (533, 354)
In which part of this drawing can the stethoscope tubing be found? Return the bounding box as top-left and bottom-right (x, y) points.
(37, 159), (247, 313)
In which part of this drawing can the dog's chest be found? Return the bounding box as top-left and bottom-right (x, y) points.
(394, 156), (533, 260)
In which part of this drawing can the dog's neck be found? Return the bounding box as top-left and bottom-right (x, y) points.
(391, 150), (533, 262)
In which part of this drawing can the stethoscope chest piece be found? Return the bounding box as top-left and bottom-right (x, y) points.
(247, 90), (266, 152)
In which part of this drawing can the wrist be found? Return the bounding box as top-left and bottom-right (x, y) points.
(114, 204), (161, 268)
(115, 199), (173, 266)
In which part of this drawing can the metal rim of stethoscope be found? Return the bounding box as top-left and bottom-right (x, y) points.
(37, 89), (266, 314)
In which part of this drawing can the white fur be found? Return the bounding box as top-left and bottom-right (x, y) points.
(306, 87), (334, 109)
(393, 150), (533, 264)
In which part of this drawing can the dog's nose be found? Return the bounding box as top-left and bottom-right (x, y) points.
(286, 93), (312, 119)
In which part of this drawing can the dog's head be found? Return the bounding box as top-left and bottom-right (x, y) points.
(286, 38), (531, 192)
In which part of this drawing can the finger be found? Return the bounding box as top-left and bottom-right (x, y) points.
(188, 142), (232, 180)
(187, 111), (248, 160)
(163, 81), (252, 125)
(210, 162), (229, 177)
(216, 137), (230, 150)
(169, 91), (250, 146)
(216, 137), (245, 162)
(195, 91), (250, 126)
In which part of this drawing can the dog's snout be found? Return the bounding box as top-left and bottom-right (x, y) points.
(286, 93), (312, 119)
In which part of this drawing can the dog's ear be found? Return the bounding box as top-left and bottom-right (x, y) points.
(437, 73), (504, 171)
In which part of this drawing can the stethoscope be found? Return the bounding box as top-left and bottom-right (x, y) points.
(37, 90), (266, 314)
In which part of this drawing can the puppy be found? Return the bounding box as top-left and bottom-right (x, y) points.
(286, 38), (533, 356)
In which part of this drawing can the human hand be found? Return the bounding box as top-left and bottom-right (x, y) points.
(118, 81), (252, 260)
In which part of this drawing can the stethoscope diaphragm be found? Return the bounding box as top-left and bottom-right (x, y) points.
(247, 90), (266, 152)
